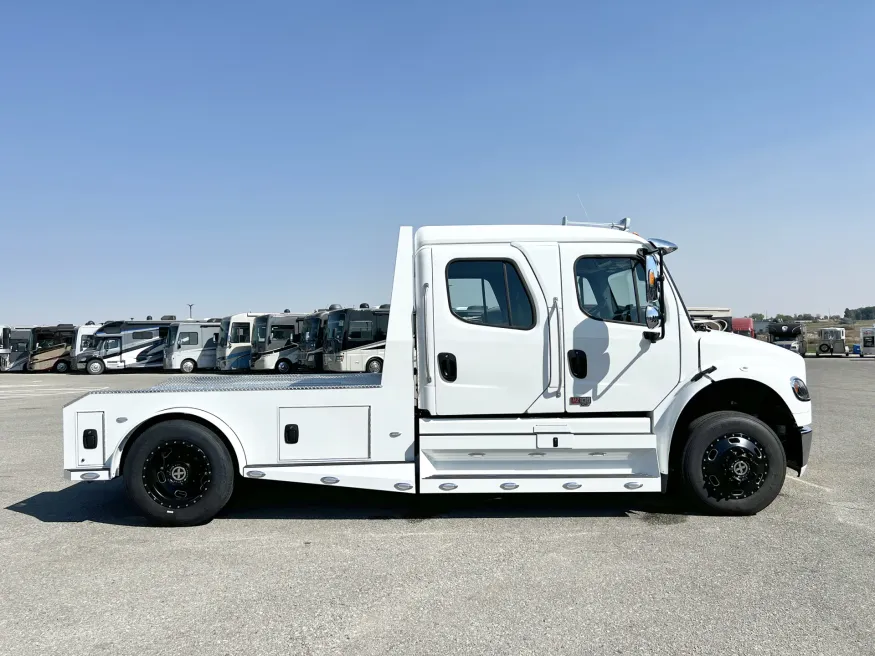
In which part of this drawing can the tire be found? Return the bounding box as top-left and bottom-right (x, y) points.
(180, 359), (197, 374)
(86, 359), (105, 375)
(54, 360), (70, 374)
(681, 411), (786, 515)
(123, 420), (234, 527)
(366, 357), (383, 374)
(276, 359), (292, 374)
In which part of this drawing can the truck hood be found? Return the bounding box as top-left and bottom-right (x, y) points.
(698, 329), (806, 379)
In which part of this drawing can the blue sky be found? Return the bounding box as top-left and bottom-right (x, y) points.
(2, 1), (874, 324)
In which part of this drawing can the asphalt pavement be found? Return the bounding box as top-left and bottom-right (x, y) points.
(0, 361), (873, 655)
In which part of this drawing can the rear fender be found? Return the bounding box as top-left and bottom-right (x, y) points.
(110, 407), (249, 477)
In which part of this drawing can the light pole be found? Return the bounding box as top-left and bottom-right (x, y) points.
(187, 304), (194, 319)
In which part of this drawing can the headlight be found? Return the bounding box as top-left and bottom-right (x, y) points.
(791, 377), (810, 402)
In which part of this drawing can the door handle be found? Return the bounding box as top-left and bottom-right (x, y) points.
(284, 424), (299, 444)
(567, 349), (587, 379)
(82, 429), (98, 450)
(437, 352), (457, 382)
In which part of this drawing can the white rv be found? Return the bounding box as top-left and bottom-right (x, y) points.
(216, 313), (270, 371)
(72, 322), (104, 363)
(76, 320), (174, 374)
(163, 322), (221, 373)
(250, 313), (306, 374)
(323, 304), (390, 373)
(62, 222), (813, 526)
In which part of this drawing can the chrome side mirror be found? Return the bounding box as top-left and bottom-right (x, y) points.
(645, 304), (661, 329)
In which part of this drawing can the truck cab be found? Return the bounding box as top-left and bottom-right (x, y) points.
(62, 222), (812, 526)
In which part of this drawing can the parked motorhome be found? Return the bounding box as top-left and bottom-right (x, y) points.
(251, 313), (306, 374)
(28, 325), (76, 372)
(0, 325), (10, 369)
(76, 320), (174, 374)
(323, 304), (390, 373)
(72, 322), (104, 362)
(299, 307), (337, 372)
(814, 328), (849, 357)
(216, 313), (270, 371)
(0, 327), (33, 372)
(163, 322), (221, 373)
(62, 222), (813, 526)
(767, 322), (806, 355)
(688, 307), (732, 332)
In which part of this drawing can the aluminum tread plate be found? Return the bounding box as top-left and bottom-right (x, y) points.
(89, 373), (382, 394)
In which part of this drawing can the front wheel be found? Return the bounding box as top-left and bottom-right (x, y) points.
(180, 359), (197, 374)
(123, 419), (234, 526)
(276, 359), (292, 374)
(681, 411), (786, 515)
(366, 357), (383, 373)
(86, 359), (105, 375)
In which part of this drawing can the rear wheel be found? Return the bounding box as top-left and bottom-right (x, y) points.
(86, 359), (105, 375)
(681, 411), (786, 515)
(54, 360), (70, 373)
(180, 359), (197, 374)
(276, 359), (292, 374)
(124, 420), (234, 526)
(366, 357), (383, 373)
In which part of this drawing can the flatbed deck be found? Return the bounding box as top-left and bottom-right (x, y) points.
(90, 373), (382, 394)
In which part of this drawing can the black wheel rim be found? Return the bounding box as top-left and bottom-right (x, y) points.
(278, 362), (289, 373)
(142, 440), (212, 509)
(701, 433), (769, 500)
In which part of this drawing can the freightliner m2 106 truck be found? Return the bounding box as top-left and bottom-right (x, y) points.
(62, 221), (813, 525)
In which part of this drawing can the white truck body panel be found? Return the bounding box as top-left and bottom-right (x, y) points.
(63, 224), (812, 504)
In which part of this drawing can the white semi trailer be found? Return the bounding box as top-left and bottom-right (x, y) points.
(62, 222), (813, 526)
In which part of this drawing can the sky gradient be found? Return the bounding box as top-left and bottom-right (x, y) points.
(2, 1), (874, 325)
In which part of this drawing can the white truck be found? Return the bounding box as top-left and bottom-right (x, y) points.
(62, 222), (813, 526)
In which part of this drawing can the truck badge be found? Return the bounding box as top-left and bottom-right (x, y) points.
(569, 396), (592, 407)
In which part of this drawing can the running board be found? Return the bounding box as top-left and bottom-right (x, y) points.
(419, 475), (661, 494)
(242, 463), (416, 493)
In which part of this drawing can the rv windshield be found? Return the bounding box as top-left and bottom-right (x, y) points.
(324, 312), (346, 354)
(302, 317), (322, 348)
(254, 317), (268, 346)
(11, 339), (29, 352)
(218, 320), (230, 347)
(166, 325), (179, 347)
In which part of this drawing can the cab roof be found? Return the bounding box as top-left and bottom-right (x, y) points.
(414, 224), (650, 249)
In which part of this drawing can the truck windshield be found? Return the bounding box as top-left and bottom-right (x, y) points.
(218, 320), (230, 347)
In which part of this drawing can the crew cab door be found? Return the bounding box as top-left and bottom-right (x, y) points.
(560, 242), (681, 412)
(427, 244), (561, 415)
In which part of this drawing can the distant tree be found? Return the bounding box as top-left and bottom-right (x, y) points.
(748, 313), (765, 321)
(844, 306), (875, 320)
(774, 314), (794, 322)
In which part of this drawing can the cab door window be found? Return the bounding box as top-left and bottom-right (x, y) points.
(446, 260), (534, 329)
(575, 257), (646, 325)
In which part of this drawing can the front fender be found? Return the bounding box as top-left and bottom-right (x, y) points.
(653, 356), (811, 475)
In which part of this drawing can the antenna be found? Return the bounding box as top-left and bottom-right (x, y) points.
(576, 194), (589, 219)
